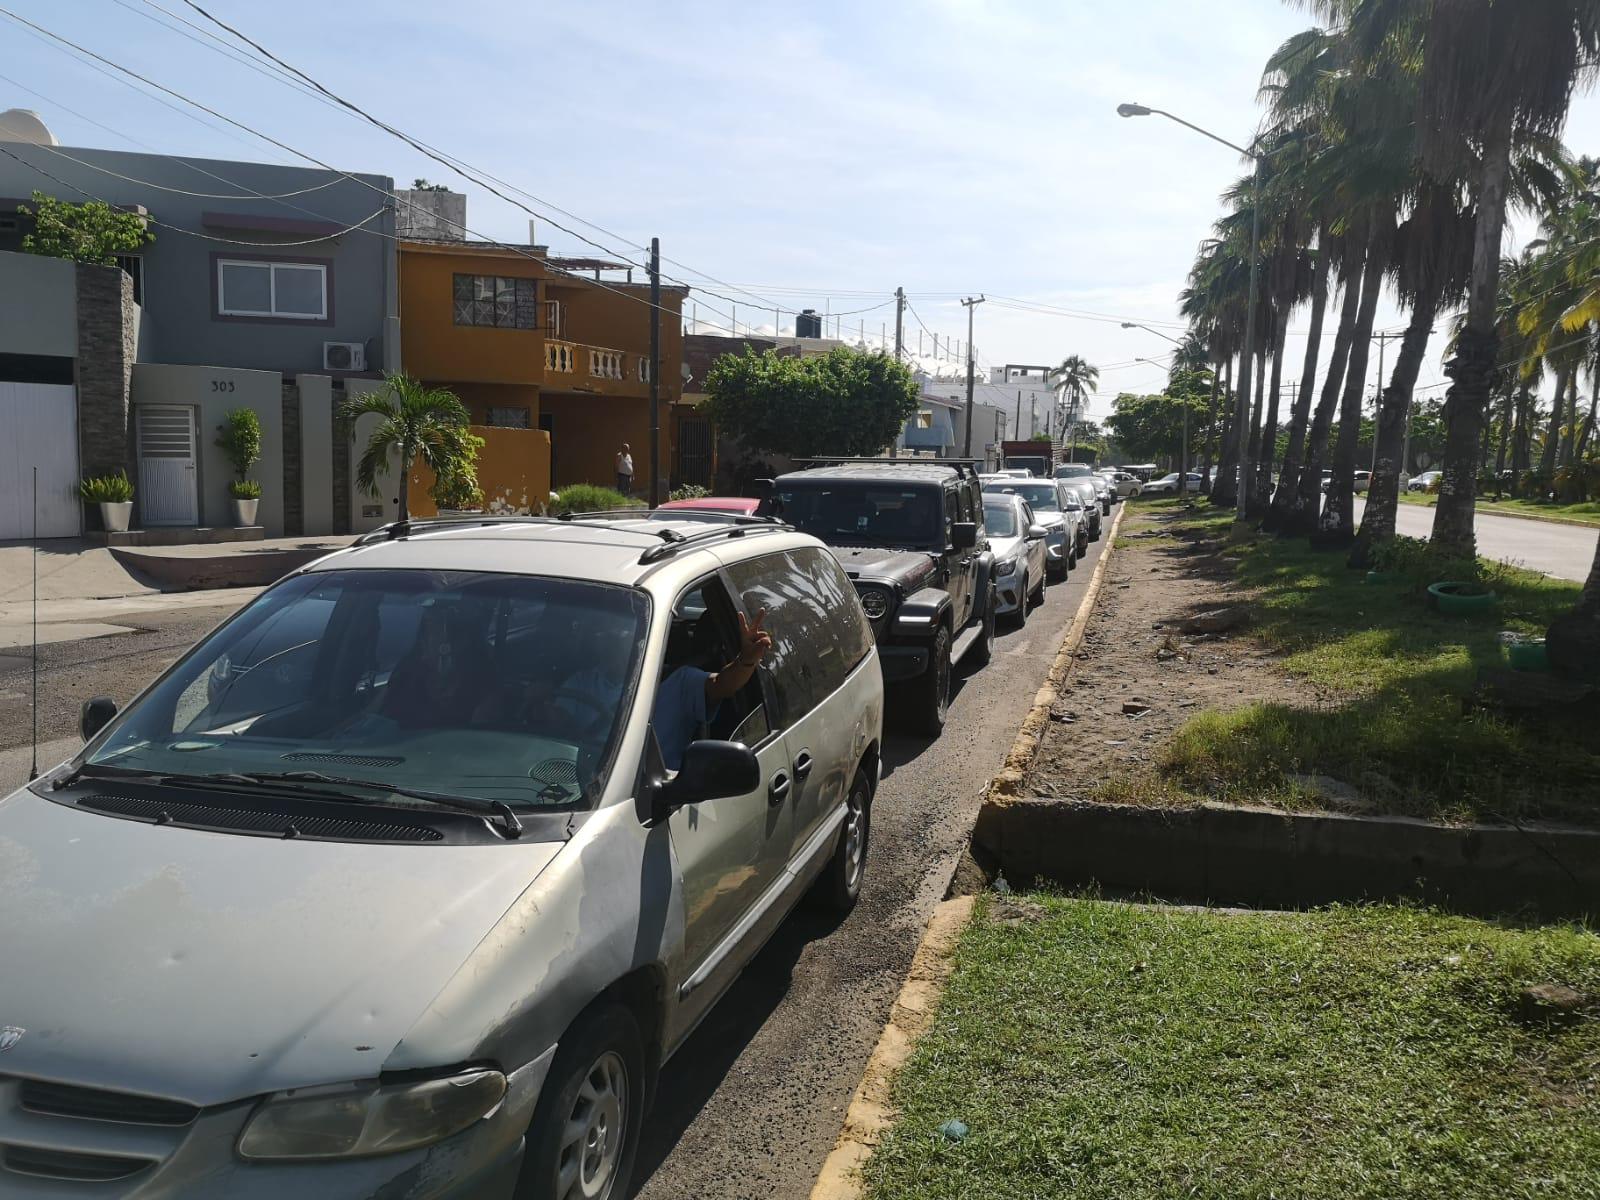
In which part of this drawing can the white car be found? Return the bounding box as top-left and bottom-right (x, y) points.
(1142, 471), (1203, 495)
(983, 492), (1049, 624)
(1098, 470), (1143, 499)
(982, 479), (1081, 579)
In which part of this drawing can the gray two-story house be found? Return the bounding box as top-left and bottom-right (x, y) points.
(0, 112), (397, 538)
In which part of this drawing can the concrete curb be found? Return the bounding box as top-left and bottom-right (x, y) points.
(986, 500), (1126, 804)
(807, 895), (974, 1200)
(806, 503), (1130, 1200)
(971, 798), (1600, 920)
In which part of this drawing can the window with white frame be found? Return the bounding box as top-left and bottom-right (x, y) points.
(218, 259), (327, 319)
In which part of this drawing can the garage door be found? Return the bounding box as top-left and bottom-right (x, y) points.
(0, 381), (79, 540)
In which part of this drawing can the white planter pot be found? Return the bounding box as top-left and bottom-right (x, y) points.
(99, 500), (132, 534)
(230, 498), (259, 527)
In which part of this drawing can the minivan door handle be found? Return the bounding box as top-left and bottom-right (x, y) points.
(793, 751), (813, 780)
(768, 770), (791, 804)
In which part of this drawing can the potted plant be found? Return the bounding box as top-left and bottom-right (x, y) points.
(215, 407), (262, 527)
(229, 478), (262, 526)
(79, 470), (134, 533)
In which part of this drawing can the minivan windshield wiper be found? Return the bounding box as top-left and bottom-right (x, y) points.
(229, 771), (525, 839)
(54, 762), (523, 839)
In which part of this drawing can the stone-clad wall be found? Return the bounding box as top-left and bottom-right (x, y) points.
(74, 263), (136, 480)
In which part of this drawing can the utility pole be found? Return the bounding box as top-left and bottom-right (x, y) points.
(891, 288), (907, 458)
(648, 236), (661, 508)
(1368, 330), (1402, 471)
(961, 295), (985, 457)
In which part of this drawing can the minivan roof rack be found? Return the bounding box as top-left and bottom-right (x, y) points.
(792, 457), (983, 480)
(635, 522), (790, 565)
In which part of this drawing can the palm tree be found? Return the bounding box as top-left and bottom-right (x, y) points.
(1050, 355), (1100, 444)
(340, 372), (471, 525)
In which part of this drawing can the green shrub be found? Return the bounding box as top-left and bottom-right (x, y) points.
(431, 431), (485, 511)
(669, 483), (711, 501)
(550, 484), (635, 515)
(79, 471), (133, 503)
(215, 408), (263, 482)
(1369, 534), (1490, 586)
(229, 479), (263, 500)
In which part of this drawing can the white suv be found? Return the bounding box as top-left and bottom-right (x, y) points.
(0, 516), (883, 1200)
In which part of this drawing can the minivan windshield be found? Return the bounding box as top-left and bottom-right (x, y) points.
(84, 569), (650, 810)
(776, 481), (942, 547)
(985, 481), (1061, 513)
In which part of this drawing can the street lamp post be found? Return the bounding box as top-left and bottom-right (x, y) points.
(1124, 321), (1190, 495)
(1119, 102), (1262, 522)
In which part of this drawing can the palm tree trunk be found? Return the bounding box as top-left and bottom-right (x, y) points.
(1546, 530), (1600, 683)
(1493, 387), (1512, 480)
(1575, 378), (1599, 462)
(1511, 384), (1533, 487)
(1200, 363), (1222, 487)
(1213, 356), (1239, 507)
(1351, 292), (1437, 567)
(1252, 308), (1290, 516)
(1538, 368), (1570, 479)
(1267, 244), (1332, 531)
(1561, 370), (1581, 467)
(1285, 250), (1365, 537)
(1433, 111), (1514, 558)
(1322, 243), (1386, 545)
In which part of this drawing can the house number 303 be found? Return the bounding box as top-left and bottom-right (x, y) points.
(211, 380), (235, 393)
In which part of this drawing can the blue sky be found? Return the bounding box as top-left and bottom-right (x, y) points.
(7, 0), (1600, 421)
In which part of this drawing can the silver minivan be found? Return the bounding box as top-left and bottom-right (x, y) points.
(0, 517), (883, 1199)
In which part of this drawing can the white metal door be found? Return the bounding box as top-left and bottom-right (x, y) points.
(0, 381), (80, 540)
(137, 405), (198, 525)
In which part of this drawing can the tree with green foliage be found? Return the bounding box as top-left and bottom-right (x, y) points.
(19, 191), (153, 266)
(339, 373), (471, 525)
(1105, 369), (1214, 466)
(702, 346), (919, 458)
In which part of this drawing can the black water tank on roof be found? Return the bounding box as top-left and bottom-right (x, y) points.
(795, 308), (822, 338)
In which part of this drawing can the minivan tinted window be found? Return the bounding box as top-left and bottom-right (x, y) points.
(724, 548), (873, 727)
(86, 570), (650, 809)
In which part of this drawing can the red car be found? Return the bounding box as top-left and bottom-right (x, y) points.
(654, 496), (764, 517)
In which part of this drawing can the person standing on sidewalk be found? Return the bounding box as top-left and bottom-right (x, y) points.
(615, 444), (634, 497)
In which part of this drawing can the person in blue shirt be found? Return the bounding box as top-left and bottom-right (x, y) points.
(653, 608), (771, 771)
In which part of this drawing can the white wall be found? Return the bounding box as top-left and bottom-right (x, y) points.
(131, 364), (285, 535)
(342, 376), (394, 533)
(0, 250), (75, 359)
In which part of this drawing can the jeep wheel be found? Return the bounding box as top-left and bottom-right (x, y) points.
(967, 586), (996, 669)
(908, 624), (951, 737)
(517, 1003), (643, 1200)
(810, 769), (871, 914)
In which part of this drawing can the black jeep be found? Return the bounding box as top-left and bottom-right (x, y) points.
(771, 460), (996, 735)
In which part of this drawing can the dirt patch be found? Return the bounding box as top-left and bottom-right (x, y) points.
(1028, 505), (1327, 803)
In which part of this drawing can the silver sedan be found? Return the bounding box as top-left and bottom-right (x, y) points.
(983, 493), (1048, 623)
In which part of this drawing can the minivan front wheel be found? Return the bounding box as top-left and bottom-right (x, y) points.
(518, 1004), (643, 1200)
(811, 770), (871, 914)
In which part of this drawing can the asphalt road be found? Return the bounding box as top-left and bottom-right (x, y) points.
(1357, 498), (1594, 582)
(0, 530), (1110, 1200)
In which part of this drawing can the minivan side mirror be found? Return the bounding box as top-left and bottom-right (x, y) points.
(1026, 524), (1048, 541)
(657, 740), (760, 815)
(951, 521), (978, 550)
(80, 696), (117, 741)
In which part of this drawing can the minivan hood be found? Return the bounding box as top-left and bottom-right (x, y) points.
(0, 788), (563, 1107)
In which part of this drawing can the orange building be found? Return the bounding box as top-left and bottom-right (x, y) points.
(398, 237), (686, 498)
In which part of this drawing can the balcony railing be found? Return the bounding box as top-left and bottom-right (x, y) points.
(546, 341), (575, 373)
(545, 340), (643, 386)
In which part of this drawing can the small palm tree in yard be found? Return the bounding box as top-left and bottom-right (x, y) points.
(340, 373), (470, 525)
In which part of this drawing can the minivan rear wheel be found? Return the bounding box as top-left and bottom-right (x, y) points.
(517, 1004), (643, 1200)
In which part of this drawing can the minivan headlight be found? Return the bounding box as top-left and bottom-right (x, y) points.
(237, 1068), (507, 1160)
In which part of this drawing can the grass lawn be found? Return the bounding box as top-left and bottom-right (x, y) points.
(863, 897), (1600, 1200)
(1133, 504), (1597, 826)
(1400, 491), (1600, 528)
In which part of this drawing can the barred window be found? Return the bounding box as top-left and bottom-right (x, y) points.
(452, 274), (538, 329)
